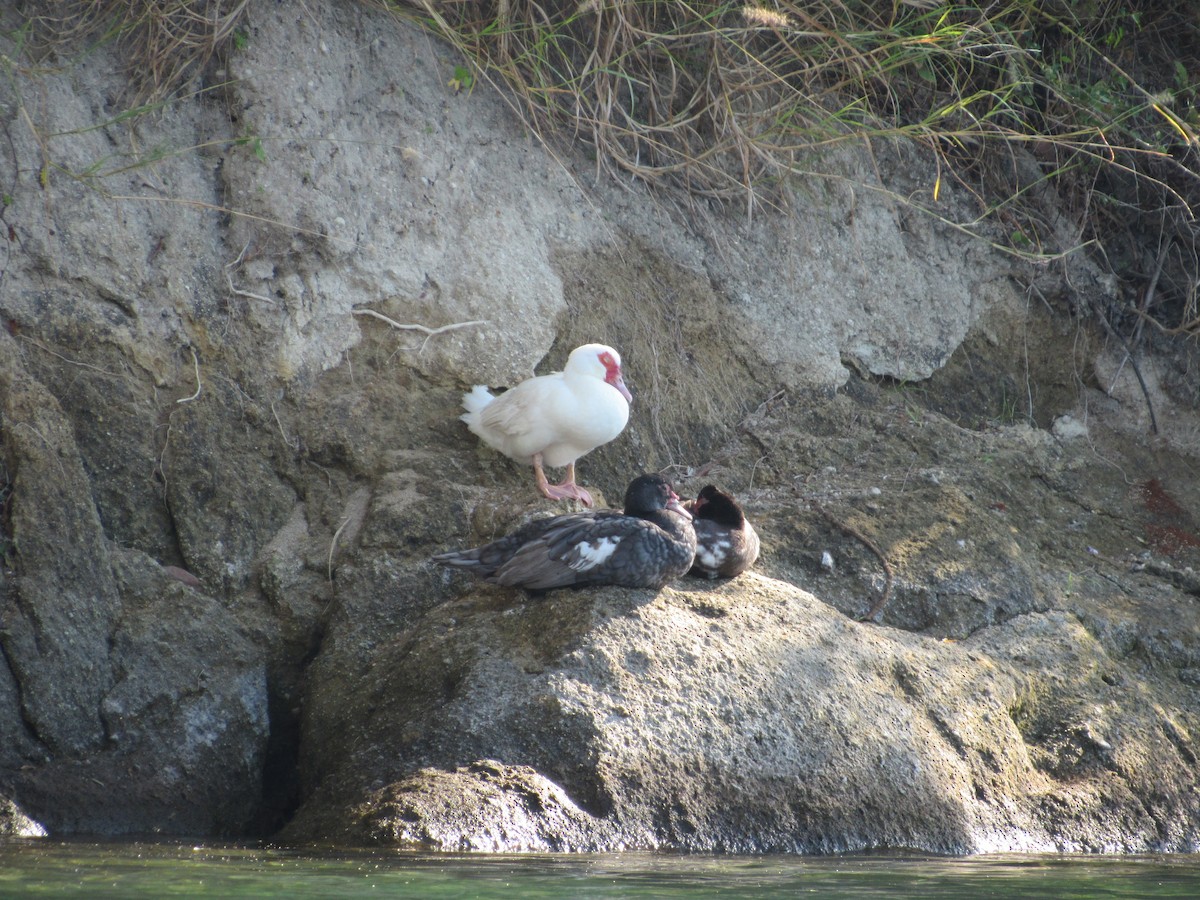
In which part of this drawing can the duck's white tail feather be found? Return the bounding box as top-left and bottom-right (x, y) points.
(460, 384), (495, 426)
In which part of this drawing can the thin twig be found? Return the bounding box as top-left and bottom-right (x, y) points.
(1096, 303), (1158, 435)
(110, 194), (358, 248)
(270, 400), (298, 451)
(19, 336), (118, 375)
(1131, 237), (1171, 346)
(746, 455), (767, 494)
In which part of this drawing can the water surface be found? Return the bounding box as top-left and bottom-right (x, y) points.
(2, 839), (1199, 898)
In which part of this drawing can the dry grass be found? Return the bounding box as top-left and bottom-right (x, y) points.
(395, 0), (1200, 339)
(23, 0), (250, 98)
(18, 1), (1200, 344)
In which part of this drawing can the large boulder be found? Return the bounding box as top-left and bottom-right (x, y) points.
(284, 573), (1200, 853)
(0, 337), (268, 834)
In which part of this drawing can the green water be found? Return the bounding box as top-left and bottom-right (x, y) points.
(2, 840), (1199, 898)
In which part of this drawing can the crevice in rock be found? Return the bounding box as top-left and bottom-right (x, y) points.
(250, 686), (303, 838)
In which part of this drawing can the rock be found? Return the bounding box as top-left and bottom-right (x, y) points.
(284, 576), (1200, 853)
(1052, 414), (1089, 441)
(351, 761), (621, 852)
(0, 336), (268, 834)
(160, 383), (298, 593)
(0, 336), (121, 757)
(5, 544), (269, 835)
(0, 796), (45, 838)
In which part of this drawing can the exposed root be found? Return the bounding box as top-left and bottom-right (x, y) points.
(225, 243), (274, 305)
(352, 308), (487, 352)
(177, 346), (202, 404)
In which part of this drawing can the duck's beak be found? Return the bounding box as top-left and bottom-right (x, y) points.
(666, 495), (692, 520)
(610, 371), (633, 404)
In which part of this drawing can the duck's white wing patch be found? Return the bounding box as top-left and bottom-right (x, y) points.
(696, 537), (732, 571)
(565, 535), (622, 572)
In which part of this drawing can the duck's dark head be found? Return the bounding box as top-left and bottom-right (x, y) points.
(690, 484), (745, 528)
(624, 474), (691, 520)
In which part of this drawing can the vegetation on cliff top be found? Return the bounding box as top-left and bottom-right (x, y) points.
(17, 0), (1200, 341)
(400, 0), (1198, 340)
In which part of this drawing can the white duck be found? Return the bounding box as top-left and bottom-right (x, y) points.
(460, 343), (632, 507)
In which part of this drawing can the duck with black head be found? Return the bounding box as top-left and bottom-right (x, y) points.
(433, 474), (696, 592)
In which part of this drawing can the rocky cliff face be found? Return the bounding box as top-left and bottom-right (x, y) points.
(1, 1), (1198, 851)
